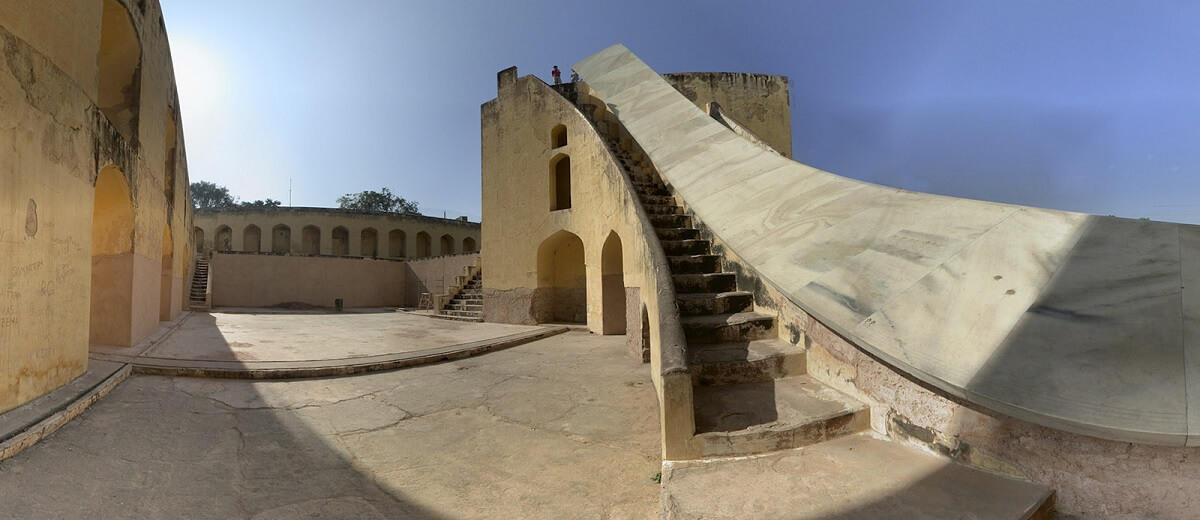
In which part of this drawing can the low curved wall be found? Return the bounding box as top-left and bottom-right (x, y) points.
(575, 44), (1200, 447)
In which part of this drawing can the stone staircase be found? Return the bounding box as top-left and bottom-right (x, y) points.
(437, 271), (483, 322)
(188, 260), (209, 310)
(582, 101), (1054, 518)
(599, 130), (869, 458)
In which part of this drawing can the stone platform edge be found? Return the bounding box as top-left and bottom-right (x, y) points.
(90, 326), (570, 379)
(0, 363), (131, 463)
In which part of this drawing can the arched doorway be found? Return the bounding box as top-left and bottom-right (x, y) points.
(90, 165), (135, 346)
(601, 231), (626, 334)
(463, 237), (477, 253)
(536, 230), (586, 324)
(440, 234), (454, 255)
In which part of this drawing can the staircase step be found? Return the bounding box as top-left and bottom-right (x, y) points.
(429, 314), (483, 323)
(640, 194), (676, 206)
(688, 339), (805, 385)
(651, 214), (692, 228)
(662, 432), (1055, 519)
(644, 204), (683, 216)
(681, 312), (775, 344)
(673, 273), (736, 294)
(662, 239), (710, 255)
(655, 228), (699, 241)
(633, 182), (670, 196)
(691, 375), (868, 457)
(668, 254), (722, 274)
(677, 291), (754, 316)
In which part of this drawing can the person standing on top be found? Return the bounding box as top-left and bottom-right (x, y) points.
(551, 65), (562, 85)
(570, 69), (580, 83)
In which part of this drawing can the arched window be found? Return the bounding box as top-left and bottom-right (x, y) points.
(332, 226), (349, 255)
(361, 228), (379, 257)
(388, 229), (406, 257)
(550, 154), (571, 210)
(243, 225), (261, 253)
(416, 232), (431, 258)
(214, 226), (232, 252)
(98, 0), (141, 141)
(272, 225), (291, 254)
(550, 124), (567, 148)
(302, 225), (321, 254)
(440, 234), (454, 255)
(463, 237), (477, 253)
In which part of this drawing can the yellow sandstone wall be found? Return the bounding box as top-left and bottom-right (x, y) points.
(0, 0), (193, 412)
(663, 72), (793, 157)
(210, 253), (405, 308)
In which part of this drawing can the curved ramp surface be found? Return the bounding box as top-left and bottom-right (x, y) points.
(575, 44), (1200, 446)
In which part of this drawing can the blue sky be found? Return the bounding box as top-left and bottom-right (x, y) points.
(161, 1), (1200, 224)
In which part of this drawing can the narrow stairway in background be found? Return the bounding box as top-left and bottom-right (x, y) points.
(437, 271), (483, 322)
(188, 259), (209, 311)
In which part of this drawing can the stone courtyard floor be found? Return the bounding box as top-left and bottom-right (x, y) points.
(91, 310), (542, 362)
(0, 325), (661, 519)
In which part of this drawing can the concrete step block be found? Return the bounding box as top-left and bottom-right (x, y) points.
(663, 432), (1054, 519)
(691, 375), (868, 457)
(688, 338), (806, 385)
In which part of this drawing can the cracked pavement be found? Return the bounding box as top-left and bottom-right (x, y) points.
(0, 331), (660, 519)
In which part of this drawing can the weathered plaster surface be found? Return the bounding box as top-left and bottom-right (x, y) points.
(0, 0), (194, 411)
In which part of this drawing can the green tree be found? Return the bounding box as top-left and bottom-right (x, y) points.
(238, 198), (282, 208)
(336, 188), (419, 214)
(190, 181), (236, 209)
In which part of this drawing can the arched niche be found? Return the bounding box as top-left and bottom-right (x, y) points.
(302, 225), (321, 254)
(388, 229), (406, 257)
(243, 225), (261, 253)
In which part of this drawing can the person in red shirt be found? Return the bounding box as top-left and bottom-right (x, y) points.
(551, 65), (561, 85)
